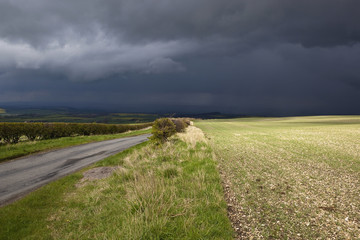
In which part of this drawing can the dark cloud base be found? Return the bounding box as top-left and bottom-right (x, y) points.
(0, 0), (359, 115)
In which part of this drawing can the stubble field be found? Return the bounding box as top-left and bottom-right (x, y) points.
(196, 116), (360, 239)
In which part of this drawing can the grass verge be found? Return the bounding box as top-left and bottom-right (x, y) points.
(0, 128), (151, 163)
(196, 116), (360, 239)
(0, 126), (233, 239)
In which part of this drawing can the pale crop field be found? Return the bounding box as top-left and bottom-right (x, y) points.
(196, 116), (360, 239)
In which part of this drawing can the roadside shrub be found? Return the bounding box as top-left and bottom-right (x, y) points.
(151, 118), (176, 143)
(171, 118), (187, 133)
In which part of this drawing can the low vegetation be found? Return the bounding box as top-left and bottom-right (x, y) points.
(0, 128), (151, 163)
(196, 116), (360, 239)
(0, 126), (233, 239)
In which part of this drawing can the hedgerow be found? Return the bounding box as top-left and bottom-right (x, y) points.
(0, 122), (152, 144)
(0, 123), (24, 144)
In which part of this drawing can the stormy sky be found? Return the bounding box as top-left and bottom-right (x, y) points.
(0, 0), (360, 115)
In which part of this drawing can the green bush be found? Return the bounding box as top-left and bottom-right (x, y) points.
(151, 118), (176, 143)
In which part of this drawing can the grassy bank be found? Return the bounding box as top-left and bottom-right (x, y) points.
(0, 128), (151, 163)
(0, 126), (233, 239)
(196, 116), (360, 239)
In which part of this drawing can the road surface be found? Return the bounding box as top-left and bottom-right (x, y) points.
(0, 134), (151, 206)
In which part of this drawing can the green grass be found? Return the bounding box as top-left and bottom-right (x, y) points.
(196, 116), (360, 239)
(0, 128), (151, 163)
(0, 128), (233, 239)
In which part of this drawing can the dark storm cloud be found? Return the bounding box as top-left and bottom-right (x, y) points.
(2, 0), (360, 45)
(0, 0), (359, 114)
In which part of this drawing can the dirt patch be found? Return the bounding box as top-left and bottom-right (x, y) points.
(219, 167), (248, 239)
(76, 167), (117, 187)
(83, 167), (118, 180)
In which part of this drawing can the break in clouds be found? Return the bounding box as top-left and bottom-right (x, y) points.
(0, 0), (360, 114)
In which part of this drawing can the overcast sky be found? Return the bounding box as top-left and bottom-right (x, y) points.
(0, 0), (359, 115)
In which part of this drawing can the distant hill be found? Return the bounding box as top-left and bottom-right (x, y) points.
(174, 112), (246, 119)
(0, 107), (244, 124)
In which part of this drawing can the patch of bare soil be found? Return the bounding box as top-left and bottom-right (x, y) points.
(76, 167), (117, 187)
(219, 167), (248, 239)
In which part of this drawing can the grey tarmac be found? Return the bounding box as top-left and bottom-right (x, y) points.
(0, 134), (151, 206)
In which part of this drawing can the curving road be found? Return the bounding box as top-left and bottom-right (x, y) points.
(0, 134), (151, 206)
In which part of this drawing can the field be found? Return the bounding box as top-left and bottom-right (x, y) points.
(196, 116), (360, 239)
(0, 107), (159, 124)
(1, 116), (359, 239)
(0, 126), (233, 239)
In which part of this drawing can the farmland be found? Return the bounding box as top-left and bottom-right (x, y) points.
(0, 107), (159, 124)
(1, 115), (359, 239)
(196, 116), (360, 239)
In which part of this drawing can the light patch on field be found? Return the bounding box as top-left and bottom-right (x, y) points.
(0, 108), (5, 114)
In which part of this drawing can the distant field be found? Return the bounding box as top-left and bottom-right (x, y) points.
(0, 108), (5, 114)
(196, 116), (360, 239)
(0, 107), (242, 124)
(0, 111), (159, 124)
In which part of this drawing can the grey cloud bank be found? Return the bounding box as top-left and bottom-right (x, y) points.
(0, 0), (359, 114)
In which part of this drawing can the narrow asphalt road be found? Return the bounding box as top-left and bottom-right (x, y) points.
(0, 134), (151, 206)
